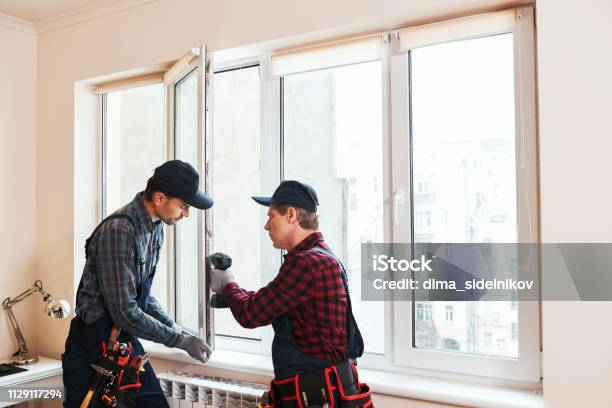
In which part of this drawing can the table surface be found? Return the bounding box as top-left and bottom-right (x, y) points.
(0, 356), (62, 388)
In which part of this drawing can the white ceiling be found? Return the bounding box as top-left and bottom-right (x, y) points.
(0, 0), (112, 23)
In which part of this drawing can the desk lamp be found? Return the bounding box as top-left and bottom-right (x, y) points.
(2, 280), (71, 365)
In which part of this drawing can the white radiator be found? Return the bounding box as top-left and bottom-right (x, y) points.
(158, 371), (268, 408)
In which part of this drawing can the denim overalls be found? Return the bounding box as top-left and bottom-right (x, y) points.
(62, 214), (168, 408)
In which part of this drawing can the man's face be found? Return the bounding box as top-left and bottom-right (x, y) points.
(155, 194), (190, 225)
(264, 206), (293, 249)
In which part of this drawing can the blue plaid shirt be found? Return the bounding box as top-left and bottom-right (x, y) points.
(76, 193), (181, 347)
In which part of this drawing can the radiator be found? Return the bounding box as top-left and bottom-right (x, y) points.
(158, 371), (268, 408)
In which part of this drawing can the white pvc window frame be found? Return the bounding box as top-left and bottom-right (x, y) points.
(98, 47), (214, 348)
(96, 5), (541, 387)
(263, 6), (540, 387)
(163, 46), (214, 348)
(210, 56), (281, 356)
(391, 7), (540, 383)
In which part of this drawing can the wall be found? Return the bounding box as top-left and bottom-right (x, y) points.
(537, 0), (612, 407)
(0, 21), (37, 358)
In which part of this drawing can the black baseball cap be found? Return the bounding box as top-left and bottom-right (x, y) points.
(150, 160), (213, 210)
(252, 180), (319, 212)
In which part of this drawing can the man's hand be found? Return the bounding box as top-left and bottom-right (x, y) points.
(175, 334), (212, 363)
(211, 268), (235, 294)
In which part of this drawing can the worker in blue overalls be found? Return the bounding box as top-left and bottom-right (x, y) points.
(62, 160), (213, 408)
(211, 181), (373, 407)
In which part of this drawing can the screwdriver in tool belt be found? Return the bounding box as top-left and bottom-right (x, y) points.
(140, 352), (151, 364)
(106, 327), (121, 361)
(138, 352), (151, 370)
(129, 352), (150, 371)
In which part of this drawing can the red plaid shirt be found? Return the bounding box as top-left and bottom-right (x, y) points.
(223, 232), (349, 363)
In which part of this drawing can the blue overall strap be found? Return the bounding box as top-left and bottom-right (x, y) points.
(84, 213), (142, 262)
(310, 245), (350, 295)
(310, 246), (365, 359)
(76, 213), (143, 307)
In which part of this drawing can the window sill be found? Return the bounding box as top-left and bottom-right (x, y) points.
(142, 340), (275, 377)
(142, 341), (543, 408)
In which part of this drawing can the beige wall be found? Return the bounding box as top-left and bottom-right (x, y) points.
(0, 24), (37, 358)
(24, 0), (612, 406)
(537, 0), (612, 407)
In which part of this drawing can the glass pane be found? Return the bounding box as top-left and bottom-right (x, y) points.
(104, 83), (168, 309)
(174, 69), (200, 332)
(284, 61), (384, 354)
(212, 66), (262, 340)
(411, 34), (519, 358)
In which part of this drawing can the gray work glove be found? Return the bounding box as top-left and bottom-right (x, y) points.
(211, 268), (235, 294)
(172, 322), (193, 337)
(175, 333), (212, 363)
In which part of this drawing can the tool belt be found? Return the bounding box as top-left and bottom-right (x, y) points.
(70, 316), (145, 407)
(263, 360), (373, 408)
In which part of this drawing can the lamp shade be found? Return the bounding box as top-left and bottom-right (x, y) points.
(45, 299), (71, 318)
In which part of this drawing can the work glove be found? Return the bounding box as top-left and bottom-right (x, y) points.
(172, 322), (193, 337)
(175, 333), (212, 363)
(211, 268), (235, 294)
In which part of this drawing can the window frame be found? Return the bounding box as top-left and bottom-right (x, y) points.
(208, 56), (280, 356)
(99, 47), (215, 347)
(390, 7), (540, 383)
(98, 6), (540, 388)
(162, 46), (214, 346)
(445, 305), (454, 322)
(268, 6), (539, 385)
(100, 93), (108, 218)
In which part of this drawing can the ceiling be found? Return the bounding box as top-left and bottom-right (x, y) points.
(0, 0), (112, 23)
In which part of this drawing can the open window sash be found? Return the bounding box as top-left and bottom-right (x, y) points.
(163, 46), (214, 348)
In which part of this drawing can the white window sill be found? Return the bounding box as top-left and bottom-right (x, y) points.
(142, 341), (543, 408)
(142, 340), (275, 377)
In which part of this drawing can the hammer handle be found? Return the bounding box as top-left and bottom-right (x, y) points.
(80, 389), (94, 408)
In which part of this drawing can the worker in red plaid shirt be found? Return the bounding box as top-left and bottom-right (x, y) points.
(211, 180), (373, 407)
